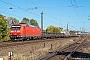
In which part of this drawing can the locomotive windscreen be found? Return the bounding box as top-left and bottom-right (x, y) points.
(11, 25), (21, 30)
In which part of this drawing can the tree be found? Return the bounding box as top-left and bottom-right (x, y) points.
(0, 14), (10, 42)
(46, 25), (55, 32)
(46, 25), (62, 33)
(7, 17), (19, 28)
(13, 18), (19, 24)
(21, 17), (29, 23)
(70, 30), (76, 33)
(30, 19), (39, 26)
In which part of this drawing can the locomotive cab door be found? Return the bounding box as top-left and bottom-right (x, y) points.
(23, 26), (26, 37)
(22, 26), (27, 40)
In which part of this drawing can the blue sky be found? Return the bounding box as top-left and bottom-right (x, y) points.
(0, 0), (90, 32)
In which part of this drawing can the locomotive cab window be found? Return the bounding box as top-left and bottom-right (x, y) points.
(11, 26), (21, 30)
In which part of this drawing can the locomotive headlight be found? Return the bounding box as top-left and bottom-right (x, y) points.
(17, 31), (20, 32)
(11, 31), (14, 32)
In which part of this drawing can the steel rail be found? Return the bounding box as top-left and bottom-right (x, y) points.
(64, 43), (81, 60)
(38, 38), (82, 60)
(38, 37), (86, 60)
(39, 52), (57, 60)
(63, 37), (86, 60)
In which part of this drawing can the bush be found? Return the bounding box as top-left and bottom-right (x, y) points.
(0, 14), (10, 42)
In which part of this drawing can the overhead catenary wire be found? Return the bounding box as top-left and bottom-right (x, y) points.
(0, 10), (24, 18)
(74, 0), (77, 6)
(29, 0), (63, 27)
(0, 0), (39, 17)
(73, 0), (90, 21)
(30, 0), (61, 23)
(44, 13), (62, 27)
(25, 0), (38, 10)
(1, 0), (87, 30)
(70, 0), (80, 20)
(72, 0), (90, 23)
(25, 0), (28, 9)
(79, 0), (90, 19)
(72, 0), (88, 18)
(73, 0), (85, 16)
(29, 0), (36, 6)
(45, 13), (61, 22)
(70, 0), (80, 19)
(0, 0), (62, 27)
(29, 0), (68, 9)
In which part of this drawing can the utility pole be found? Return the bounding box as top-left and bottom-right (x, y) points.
(41, 11), (43, 32)
(66, 22), (69, 31)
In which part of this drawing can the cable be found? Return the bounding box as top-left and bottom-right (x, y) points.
(28, 0), (62, 26)
(44, 13), (62, 27)
(29, 0), (67, 9)
(25, 0), (28, 9)
(29, 0), (36, 6)
(31, 0), (64, 27)
(0, 10), (24, 18)
(0, 0), (64, 28)
(80, 0), (89, 19)
(70, 0), (80, 20)
(0, 0), (39, 16)
(74, 0), (77, 6)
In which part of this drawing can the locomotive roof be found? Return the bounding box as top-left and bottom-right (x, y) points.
(28, 25), (39, 28)
(11, 23), (39, 28)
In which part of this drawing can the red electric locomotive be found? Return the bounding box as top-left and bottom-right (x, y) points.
(10, 23), (42, 41)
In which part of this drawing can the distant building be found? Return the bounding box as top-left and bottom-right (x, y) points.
(61, 29), (70, 36)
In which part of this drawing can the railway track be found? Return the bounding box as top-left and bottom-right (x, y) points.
(0, 38), (71, 47)
(38, 37), (87, 60)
